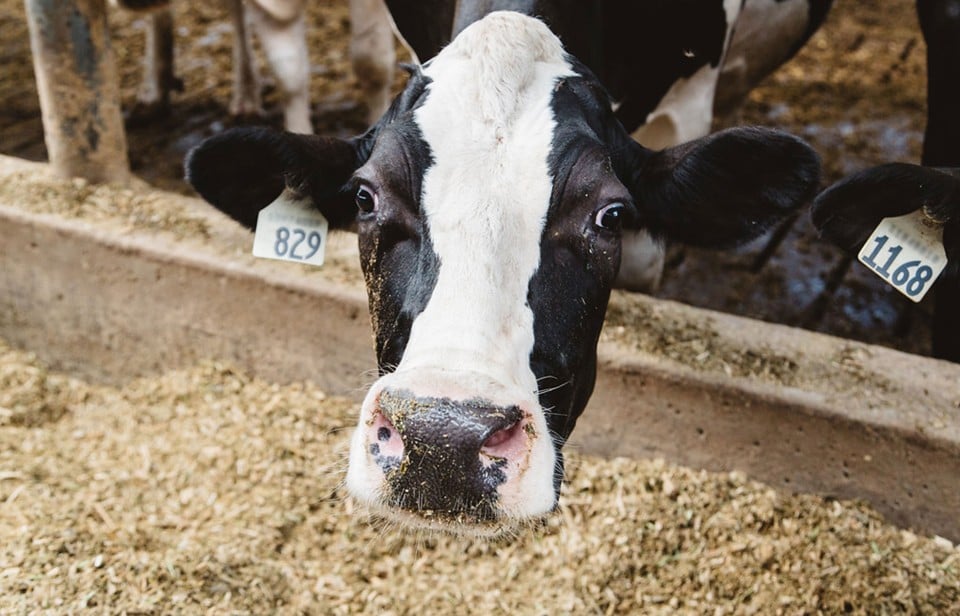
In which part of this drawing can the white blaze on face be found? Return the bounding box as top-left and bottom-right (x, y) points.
(346, 12), (576, 521)
(407, 13), (573, 384)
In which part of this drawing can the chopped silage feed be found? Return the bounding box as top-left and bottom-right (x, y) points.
(0, 340), (957, 614)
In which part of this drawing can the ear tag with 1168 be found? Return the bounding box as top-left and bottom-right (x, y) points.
(857, 210), (947, 302)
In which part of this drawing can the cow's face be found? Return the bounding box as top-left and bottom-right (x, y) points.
(187, 12), (819, 535)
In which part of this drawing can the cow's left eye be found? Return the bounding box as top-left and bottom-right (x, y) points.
(594, 202), (627, 232)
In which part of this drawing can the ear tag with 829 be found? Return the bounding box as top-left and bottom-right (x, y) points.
(252, 190), (328, 267)
(857, 210), (947, 302)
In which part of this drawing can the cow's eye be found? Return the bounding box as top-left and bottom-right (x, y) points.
(594, 202), (627, 232)
(355, 185), (378, 215)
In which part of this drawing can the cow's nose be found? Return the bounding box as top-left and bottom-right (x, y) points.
(367, 388), (527, 518)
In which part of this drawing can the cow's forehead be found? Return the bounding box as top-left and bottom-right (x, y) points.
(368, 13), (623, 202)
(407, 12), (583, 225)
(419, 11), (572, 128)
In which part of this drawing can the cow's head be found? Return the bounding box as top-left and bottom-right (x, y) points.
(186, 12), (819, 535)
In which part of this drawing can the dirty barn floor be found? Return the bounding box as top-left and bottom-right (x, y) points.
(0, 0), (935, 357)
(1, 340), (958, 614)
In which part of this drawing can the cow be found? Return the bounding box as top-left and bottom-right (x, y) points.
(358, 0), (834, 292)
(812, 166), (960, 362)
(113, 0), (401, 133)
(185, 11), (821, 535)
(812, 0), (960, 363)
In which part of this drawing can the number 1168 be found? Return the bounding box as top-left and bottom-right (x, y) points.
(861, 234), (934, 298)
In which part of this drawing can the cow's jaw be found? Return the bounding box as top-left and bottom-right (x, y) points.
(345, 12), (575, 534)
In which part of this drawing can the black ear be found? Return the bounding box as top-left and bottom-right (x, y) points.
(629, 126), (821, 248)
(811, 163), (960, 252)
(184, 126), (365, 230)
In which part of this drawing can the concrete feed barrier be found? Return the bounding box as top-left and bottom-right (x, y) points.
(1, 155), (959, 541)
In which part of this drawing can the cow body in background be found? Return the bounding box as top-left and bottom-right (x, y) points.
(113, 0), (312, 133)
(118, 0), (833, 175)
(109, 0), (181, 115)
(186, 12), (820, 534)
(114, 0), (400, 133)
(713, 0), (833, 122)
(812, 165), (960, 362)
(358, 0), (833, 291)
(812, 0), (960, 363)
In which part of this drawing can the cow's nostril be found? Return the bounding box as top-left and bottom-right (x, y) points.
(369, 411), (403, 462)
(484, 421), (518, 448)
(481, 420), (526, 458)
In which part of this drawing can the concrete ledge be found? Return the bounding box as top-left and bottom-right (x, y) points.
(584, 345), (960, 541)
(0, 202), (374, 396)
(2, 156), (959, 541)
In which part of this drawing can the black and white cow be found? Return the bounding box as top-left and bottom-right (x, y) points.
(813, 165), (960, 363)
(813, 0), (960, 363)
(363, 0), (833, 291)
(186, 12), (820, 534)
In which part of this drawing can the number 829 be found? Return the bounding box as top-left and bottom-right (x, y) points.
(274, 226), (322, 260)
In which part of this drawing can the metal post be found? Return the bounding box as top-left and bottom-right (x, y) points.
(23, 0), (130, 183)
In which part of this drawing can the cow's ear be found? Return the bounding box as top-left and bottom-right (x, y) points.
(628, 127), (821, 248)
(185, 126), (366, 230)
(812, 163), (960, 252)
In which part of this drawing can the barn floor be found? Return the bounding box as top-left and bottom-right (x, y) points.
(0, 0), (936, 358)
(1, 340), (957, 614)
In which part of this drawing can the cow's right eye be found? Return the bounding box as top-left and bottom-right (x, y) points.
(356, 186), (378, 215)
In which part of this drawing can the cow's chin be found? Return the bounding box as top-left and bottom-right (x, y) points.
(351, 500), (552, 539)
(344, 481), (557, 539)
(344, 456), (559, 538)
